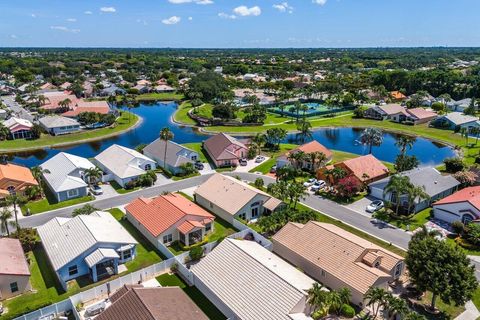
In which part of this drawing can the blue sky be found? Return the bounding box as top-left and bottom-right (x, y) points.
(0, 0), (479, 48)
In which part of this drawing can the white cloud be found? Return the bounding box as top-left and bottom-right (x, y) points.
(10, 34), (17, 39)
(273, 2), (293, 13)
(50, 26), (80, 33)
(233, 5), (261, 17)
(218, 12), (236, 20)
(312, 0), (327, 5)
(100, 7), (116, 13)
(84, 11), (93, 15)
(66, 18), (77, 22)
(162, 16), (181, 25)
(188, 16), (193, 21)
(168, 0), (213, 4)
(31, 13), (36, 18)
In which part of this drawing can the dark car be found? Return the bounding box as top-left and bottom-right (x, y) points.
(194, 161), (204, 170)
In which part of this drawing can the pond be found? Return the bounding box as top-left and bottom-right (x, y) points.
(6, 102), (455, 168)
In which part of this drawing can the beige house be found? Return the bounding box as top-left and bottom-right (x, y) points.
(0, 238), (31, 300)
(272, 221), (404, 306)
(194, 174), (284, 223)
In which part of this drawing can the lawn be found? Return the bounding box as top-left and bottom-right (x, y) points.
(21, 195), (94, 215)
(0, 111), (138, 152)
(171, 172), (201, 181)
(156, 273), (226, 320)
(133, 92), (184, 102)
(110, 180), (140, 194)
(181, 142), (209, 162)
(173, 101), (197, 125)
(108, 208), (166, 269)
(418, 291), (465, 319)
(373, 208), (432, 231)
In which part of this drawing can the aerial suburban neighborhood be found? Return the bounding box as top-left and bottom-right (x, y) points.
(2, 1), (480, 320)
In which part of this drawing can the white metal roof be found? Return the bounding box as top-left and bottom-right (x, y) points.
(94, 144), (154, 179)
(85, 248), (120, 268)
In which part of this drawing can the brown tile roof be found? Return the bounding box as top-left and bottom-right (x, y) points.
(203, 133), (247, 161)
(96, 287), (208, 320)
(341, 154), (389, 182)
(0, 238), (30, 276)
(125, 193), (214, 237)
(406, 107), (437, 120)
(0, 163), (38, 186)
(272, 221), (403, 295)
(287, 141), (333, 159)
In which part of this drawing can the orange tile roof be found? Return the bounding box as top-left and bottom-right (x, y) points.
(434, 186), (480, 210)
(125, 193), (214, 237)
(341, 154), (389, 182)
(288, 141), (333, 159)
(390, 91), (406, 100)
(0, 163), (38, 186)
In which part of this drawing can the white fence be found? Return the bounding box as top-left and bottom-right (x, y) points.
(156, 240), (175, 259)
(230, 219), (272, 250)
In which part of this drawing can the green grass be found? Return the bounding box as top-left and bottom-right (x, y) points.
(156, 273), (226, 320)
(171, 172), (201, 181)
(110, 180), (140, 194)
(418, 291), (465, 319)
(181, 142), (209, 162)
(0, 112), (138, 152)
(108, 209), (166, 269)
(173, 101), (197, 125)
(472, 288), (480, 313)
(373, 208), (432, 231)
(133, 92), (184, 102)
(21, 195), (94, 215)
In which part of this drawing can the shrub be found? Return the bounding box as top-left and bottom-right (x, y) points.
(341, 304), (355, 318)
(72, 204), (98, 217)
(189, 246), (204, 261)
(353, 105), (368, 118)
(451, 221), (465, 235)
(464, 223), (480, 246)
(443, 157), (465, 173)
(254, 178), (264, 189)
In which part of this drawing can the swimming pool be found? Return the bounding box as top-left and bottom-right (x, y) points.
(270, 102), (350, 118)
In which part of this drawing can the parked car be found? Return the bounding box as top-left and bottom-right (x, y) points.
(255, 156), (265, 163)
(366, 200), (384, 213)
(194, 161), (204, 170)
(90, 185), (103, 195)
(270, 165), (277, 173)
(310, 180), (326, 192)
(303, 178), (317, 187)
(239, 158), (248, 166)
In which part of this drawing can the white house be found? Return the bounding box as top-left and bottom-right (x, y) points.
(433, 186), (480, 224)
(94, 144), (156, 188)
(39, 115), (81, 136)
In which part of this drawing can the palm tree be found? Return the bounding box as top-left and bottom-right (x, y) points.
(58, 98), (72, 111)
(364, 287), (389, 319)
(360, 128), (383, 154)
(5, 194), (27, 230)
(31, 166), (50, 183)
(383, 175), (411, 215)
(395, 135), (416, 156)
(0, 207), (13, 236)
(406, 185), (430, 214)
(84, 167), (102, 187)
(460, 127), (470, 145)
(384, 295), (409, 320)
(307, 283), (330, 315)
(0, 123), (10, 141)
(296, 120), (313, 143)
(288, 151), (306, 170)
(160, 127), (174, 170)
(328, 290), (344, 315)
(404, 312), (427, 320)
(326, 167), (347, 182)
(308, 151), (327, 172)
(287, 182), (308, 209)
(470, 127), (480, 145)
(294, 101), (302, 123)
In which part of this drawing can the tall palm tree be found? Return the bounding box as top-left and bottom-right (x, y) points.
(364, 287), (389, 319)
(0, 207), (13, 236)
(385, 295), (409, 320)
(160, 127), (174, 170)
(307, 283), (330, 315)
(31, 166), (50, 183)
(395, 135), (417, 156)
(296, 120), (313, 143)
(308, 151), (327, 172)
(360, 128), (383, 154)
(58, 98), (72, 111)
(406, 185), (430, 214)
(294, 101), (302, 123)
(383, 174), (411, 215)
(84, 167), (102, 187)
(287, 182), (308, 209)
(328, 290), (344, 315)
(5, 194), (27, 230)
(460, 127), (470, 145)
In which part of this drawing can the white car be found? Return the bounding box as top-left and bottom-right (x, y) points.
(310, 180), (326, 192)
(366, 200), (384, 213)
(255, 156), (266, 163)
(303, 178), (317, 187)
(90, 185), (103, 195)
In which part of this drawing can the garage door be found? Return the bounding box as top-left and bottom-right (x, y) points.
(369, 187), (384, 200)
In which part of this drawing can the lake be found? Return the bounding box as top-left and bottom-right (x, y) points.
(5, 102), (455, 167)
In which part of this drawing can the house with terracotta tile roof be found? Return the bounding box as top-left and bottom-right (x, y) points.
(272, 221), (404, 306)
(203, 133), (249, 167)
(0, 238), (31, 300)
(62, 100), (111, 118)
(317, 154), (389, 185)
(404, 107), (437, 124)
(276, 140), (333, 171)
(194, 174), (284, 223)
(0, 163), (38, 199)
(126, 193), (215, 247)
(389, 91), (407, 101)
(433, 186), (480, 224)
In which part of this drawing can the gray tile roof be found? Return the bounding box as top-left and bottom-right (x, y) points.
(369, 167), (460, 197)
(40, 152), (95, 192)
(441, 112), (478, 125)
(37, 211), (137, 270)
(39, 115), (80, 129)
(191, 238), (315, 320)
(143, 139), (196, 168)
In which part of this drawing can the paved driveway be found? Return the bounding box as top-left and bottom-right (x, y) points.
(94, 184), (118, 200)
(155, 173), (171, 186)
(235, 157), (270, 173)
(343, 196), (378, 217)
(199, 162), (215, 175)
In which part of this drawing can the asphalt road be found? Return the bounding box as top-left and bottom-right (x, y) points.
(1, 95), (35, 122)
(19, 172), (412, 250)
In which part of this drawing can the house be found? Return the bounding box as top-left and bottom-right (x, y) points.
(133, 84), (150, 94)
(317, 154), (389, 185)
(37, 211), (137, 286)
(94, 286), (208, 320)
(0, 238), (31, 300)
(153, 84), (175, 93)
(125, 193), (215, 247)
(276, 140), (333, 170)
(40, 152), (96, 202)
(378, 104), (407, 122)
(433, 112), (480, 131)
(194, 174), (284, 223)
(272, 221), (404, 306)
(3, 117), (33, 139)
(39, 82), (56, 91)
(62, 101), (111, 118)
(203, 133), (249, 167)
(0, 163), (38, 198)
(39, 115), (81, 135)
(40, 91), (80, 112)
(94, 144), (156, 188)
(369, 167), (460, 213)
(143, 139), (199, 175)
(99, 85), (126, 97)
(447, 98), (472, 112)
(363, 105), (389, 120)
(191, 238), (317, 320)
(59, 82), (71, 90)
(433, 186), (480, 224)
(404, 107), (437, 124)
(389, 91), (407, 101)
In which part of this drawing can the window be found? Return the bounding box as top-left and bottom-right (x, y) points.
(250, 201), (260, 207)
(205, 223), (212, 232)
(163, 234), (173, 244)
(122, 250), (132, 260)
(395, 263), (403, 277)
(145, 164), (152, 171)
(239, 213), (246, 220)
(209, 202), (214, 209)
(10, 282), (18, 293)
(67, 189), (79, 198)
(7, 186), (16, 195)
(191, 155), (197, 161)
(251, 207), (259, 218)
(68, 265), (78, 276)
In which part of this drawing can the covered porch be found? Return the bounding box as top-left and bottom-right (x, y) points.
(177, 221), (207, 247)
(85, 248), (119, 282)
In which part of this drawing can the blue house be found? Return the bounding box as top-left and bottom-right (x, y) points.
(37, 211), (137, 288)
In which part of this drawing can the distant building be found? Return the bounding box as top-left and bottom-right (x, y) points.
(276, 141), (333, 170)
(433, 112), (480, 131)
